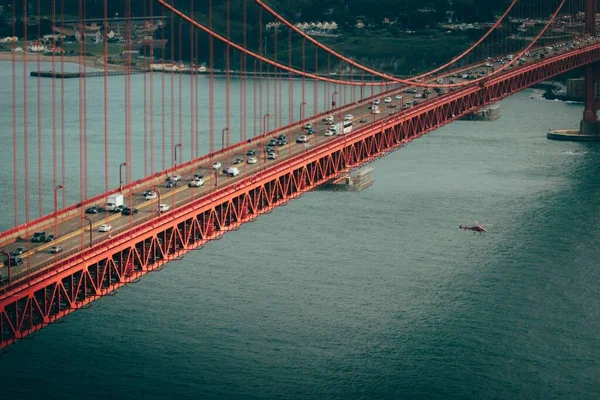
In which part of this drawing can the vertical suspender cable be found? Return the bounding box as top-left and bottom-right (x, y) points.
(12, 0), (18, 226)
(226, 0), (231, 147)
(36, 0), (43, 217)
(104, 0), (109, 200)
(209, 0), (215, 155)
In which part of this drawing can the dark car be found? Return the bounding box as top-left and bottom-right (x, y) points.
(85, 206), (101, 214)
(0, 275), (6, 285)
(222, 168), (229, 175)
(31, 232), (46, 243)
(12, 247), (26, 255)
(246, 149), (256, 156)
(265, 146), (274, 153)
(121, 207), (139, 216)
(45, 234), (56, 243)
(388, 104), (397, 108)
(166, 181), (177, 188)
(233, 158), (243, 165)
(110, 205), (124, 213)
(306, 128), (315, 135)
(277, 140), (287, 146)
(143, 189), (154, 197)
(268, 139), (277, 146)
(6, 256), (24, 267)
(276, 134), (286, 141)
(359, 119), (367, 123)
(194, 173), (204, 179)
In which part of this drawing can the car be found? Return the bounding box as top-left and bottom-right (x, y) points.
(50, 246), (64, 254)
(110, 205), (124, 213)
(276, 134), (286, 141)
(277, 140), (287, 146)
(6, 256), (24, 267)
(267, 152), (277, 160)
(85, 206), (101, 214)
(233, 158), (244, 165)
(264, 146), (274, 153)
(45, 234), (56, 243)
(359, 119), (367, 123)
(158, 204), (170, 212)
(98, 224), (112, 232)
(395, 95), (403, 100)
(188, 178), (204, 187)
(12, 247), (26, 255)
(145, 192), (157, 200)
(306, 128), (315, 135)
(143, 189), (153, 196)
(324, 130), (335, 137)
(0, 275), (6, 285)
(344, 114), (354, 121)
(304, 123), (313, 130)
(166, 175), (181, 182)
(323, 115), (334, 122)
(31, 232), (46, 243)
(388, 104), (397, 108)
(373, 99), (380, 105)
(121, 207), (139, 216)
(268, 139), (277, 146)
(384, 97), (392, 103)
(222, 168), (229, 175)
(246, 149), (256, 156)
(212, 162), (222, 169)
(325, 120), (334, 125)
(247, 157), (258, 164)
(194, 173), (204, 179)
(296, 135), (309, 143)
(166, 181), (177, 188)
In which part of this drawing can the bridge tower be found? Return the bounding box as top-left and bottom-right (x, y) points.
(549, 0), (600, 140)
(580, 0), (600, 135)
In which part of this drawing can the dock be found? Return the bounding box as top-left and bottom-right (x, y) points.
(30, 70), (148, 79)
(318, 167), (375, 192)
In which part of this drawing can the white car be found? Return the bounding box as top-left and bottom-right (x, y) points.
(384, 97), (392, 103)
(247, 157), (258, 164)
(373, 99), (380, 105)
(168, 174), (181, 182)
(304, 123), (313, 129)
(98, 224), (112, 232)
(324, 130), (335, 137)
(372, 108), (381, 114)
(188, 178), (204, 187)
(395, 95), (403, 100)
(145, 192), (157, 200)
(344, 114), (353, 121)
(296, 135), (309, 143)
(158, 204), (169, 212)
(267, 152), (277, 160)
(322, 115), (334, 122)
(212, 162), (222, 169)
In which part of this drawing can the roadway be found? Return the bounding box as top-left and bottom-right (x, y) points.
(1, 34), (596, 285)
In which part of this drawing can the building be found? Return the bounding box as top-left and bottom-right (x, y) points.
(0, 36), (18, 43)
(27, 41), (47, 53)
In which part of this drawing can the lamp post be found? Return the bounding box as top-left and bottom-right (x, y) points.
(0, 249), (10, 284)
(82, 217), (93, 248)
(263, 113), (271, 135)
(221, 127), (229, 150)
(154, 187), (162, 215)
(300, 101), (306, 122)
(54, 184), (65, 216)
(331, 91), (338, 109)
(119, 162), (128, 191)
(174, 143), (182, 168)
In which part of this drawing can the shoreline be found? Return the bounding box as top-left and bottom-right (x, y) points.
(0, 52), (127, 71)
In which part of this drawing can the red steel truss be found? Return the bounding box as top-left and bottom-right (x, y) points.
(2, 44), (600, 349)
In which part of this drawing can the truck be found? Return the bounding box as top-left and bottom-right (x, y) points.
(105, 194), (124, 211)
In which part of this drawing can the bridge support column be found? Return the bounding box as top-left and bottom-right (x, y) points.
(585, 0), (596, 36)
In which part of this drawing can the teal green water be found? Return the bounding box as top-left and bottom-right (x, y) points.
(1, 63), (599, 399)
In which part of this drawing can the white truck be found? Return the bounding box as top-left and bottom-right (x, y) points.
(227, 167), (240, 177)
(105, 194), (124, 211)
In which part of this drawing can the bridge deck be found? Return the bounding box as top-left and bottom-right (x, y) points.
(0, 37), (596, 288)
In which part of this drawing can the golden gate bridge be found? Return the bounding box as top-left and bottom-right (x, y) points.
(0, 0), (598, 349)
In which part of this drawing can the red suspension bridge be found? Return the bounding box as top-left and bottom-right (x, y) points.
(0, 0), (598, 349)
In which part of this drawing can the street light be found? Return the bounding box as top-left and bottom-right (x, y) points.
(82, 216), (93, 248)
(54, 184), (65, 216)
(300, 101), (306, 122)
(154, 187), (162, 215)
(0, 249), (11, 284)
(119, 162), (128, 191)
(174, 143), (182, 168)
(331, 91), (338, 109)
(221, 127), (229, 150)
(263, 113), (271, 135)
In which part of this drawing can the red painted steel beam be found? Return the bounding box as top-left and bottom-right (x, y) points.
(2, 44), (600, 349)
